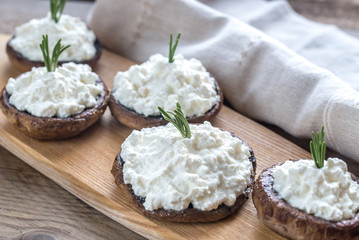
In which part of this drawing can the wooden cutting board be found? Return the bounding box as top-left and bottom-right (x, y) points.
(0, 34), (311, 240)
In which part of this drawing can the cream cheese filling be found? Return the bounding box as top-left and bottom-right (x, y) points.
(112, 54), (220, 117)
(273, 158), (359, 221)
(121, 121), (253, 211)
(10, 13), (96, 61)
(6, 63), (103, 118)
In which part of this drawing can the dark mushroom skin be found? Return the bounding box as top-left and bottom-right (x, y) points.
(252, 160), (359, 240)
(6, 36), (102, 72)
(111, 136), (255, 222)
(109, 80), (223, 130)
(0, 78), (109, 140)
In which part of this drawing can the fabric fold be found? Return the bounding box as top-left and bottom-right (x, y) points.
(89, 0), (359, 161)
(204, 0), (359, 90)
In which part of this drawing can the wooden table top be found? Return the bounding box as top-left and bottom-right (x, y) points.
(0, 1), (358, 239)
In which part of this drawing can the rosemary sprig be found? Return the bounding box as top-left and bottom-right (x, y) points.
(158, 102), (191, 139)
(168, 33), (181, 63)
(50, 0), (67, 23)
(39, 34), (70, 72)
(309, 126), (326, 168)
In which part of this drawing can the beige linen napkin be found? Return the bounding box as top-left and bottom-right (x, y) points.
(202, 0), (359, 91)
(89, 0), (359, 161)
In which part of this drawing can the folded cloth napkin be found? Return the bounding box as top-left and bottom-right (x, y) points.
(204, 0), (359, 91)
(89, 0), (359, 162)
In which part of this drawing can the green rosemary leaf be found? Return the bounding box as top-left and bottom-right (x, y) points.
(175, 103), (191, 138)
(166, 112), (185, 138)
(173, 113), (183, 130)
(158, 109), (176, 127)
(50, 0), (67, 23)
(159, 108), (172, 121)
(309, 141), (317, 168)
(158, 102), (191, 138)
(168, 33), (181, 63)
(175, 103), (185, 117)
(40, 35), (50, 72)
(175, 109), (191, 139)
(39, 34), (70, 72)
(169, 34), (173, 63)
(309, 126), (326, 168)
(52, 39), (70, 71)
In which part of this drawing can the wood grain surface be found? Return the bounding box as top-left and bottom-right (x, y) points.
(0, 147), (144, 240)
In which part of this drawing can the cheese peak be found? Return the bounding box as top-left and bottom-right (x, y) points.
(6, 63), (103, 118)
(112, 54), (220, 117)
(121, 121), (253, 211)
(273, 158), (359, 221)
(10, 13), (96, 61)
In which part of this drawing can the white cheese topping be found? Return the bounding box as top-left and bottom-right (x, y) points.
(273, 158), (359, 221)
(121, 121), (253, 211)
(112, 54), (220, 117)
(9, 13), (96, 61)
(6, 63), (103, 118)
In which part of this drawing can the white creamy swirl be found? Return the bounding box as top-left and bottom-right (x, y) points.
(112, 54), (220, 117)
(121, 121), (253, 211)
(10, 13), (96, 61)
(6, 63), (103, 118)
(273, 158), (359, 221)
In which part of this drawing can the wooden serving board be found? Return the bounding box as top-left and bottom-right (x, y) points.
(0, 34), (311, 240)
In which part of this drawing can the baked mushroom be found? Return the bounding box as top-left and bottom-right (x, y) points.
(0, 35), (109, 140)
(111, 104), (255, 222)
(6, 0), (101, 72)
(252, 127), (359, 240)
(109, 34), (223, 130)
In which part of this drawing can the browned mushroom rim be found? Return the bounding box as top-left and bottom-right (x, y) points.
(0, 77), (109, 140)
